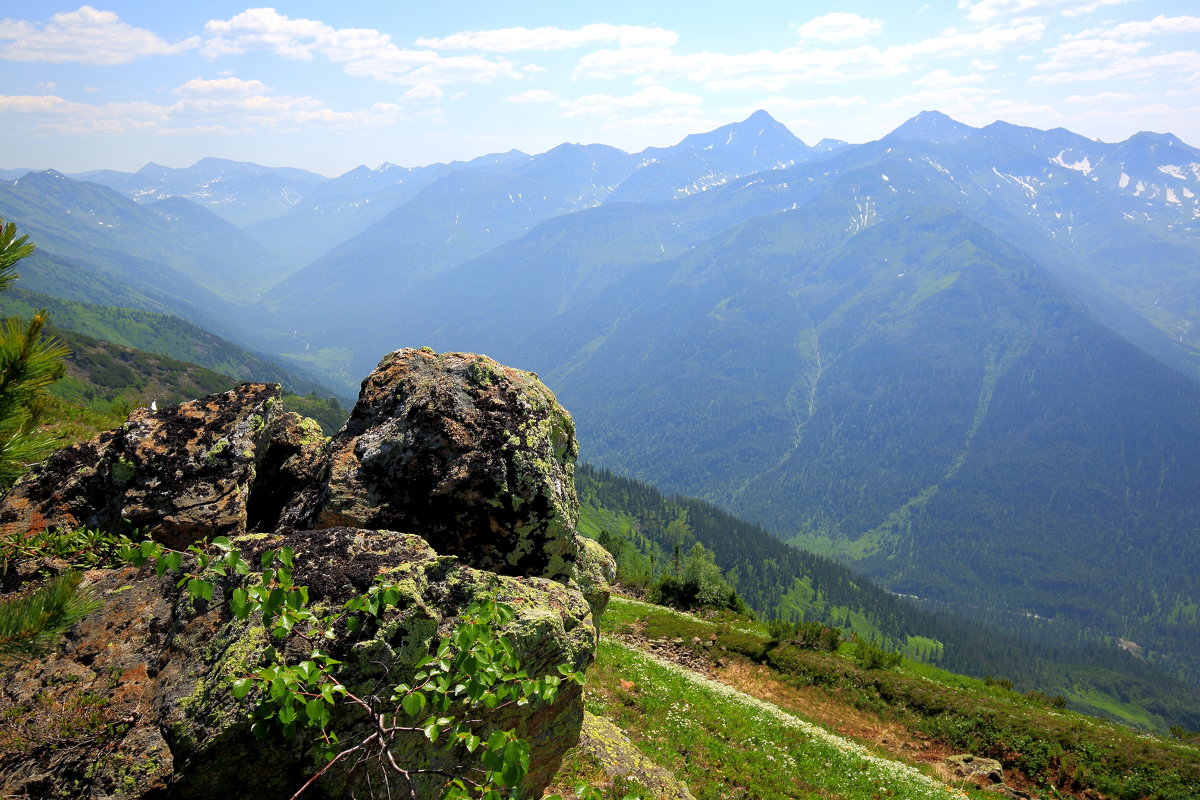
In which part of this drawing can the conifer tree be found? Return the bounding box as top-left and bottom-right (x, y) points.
(0, 217), (84, 668)
(0, 217), (68, 488)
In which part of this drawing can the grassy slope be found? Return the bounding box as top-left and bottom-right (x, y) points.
(38, 328), (349, 438)
(0, 287), (348, 402)
(554, 597), (1200, 800)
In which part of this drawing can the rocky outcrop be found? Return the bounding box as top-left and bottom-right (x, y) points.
(942, 753), (1005, 784)
(292, 349), (583, 582)
(0, 349), (614, 799)
(0, 383), (281, 550)
(0, 529), (594, 799)
(573, 712), (696, 800)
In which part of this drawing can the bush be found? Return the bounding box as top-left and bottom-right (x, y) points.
(768, 619), (842, 652)
(851, 636), (901, 670)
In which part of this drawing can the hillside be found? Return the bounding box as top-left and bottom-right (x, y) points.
(558, 596), (1200, 800)
(0, 287), (348, 403)
(40, 327), (349, 437)
(576, 464), (1200, 734)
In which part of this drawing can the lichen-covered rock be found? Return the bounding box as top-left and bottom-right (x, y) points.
(293, 349), (586, 583)
(943, 753), (1005, 784)
(0, 528), (596, 799)
(0, 384), (282, 550)
(575, 535), (617, 618)
(246, 411), (329, 533)
(570, 711), (696, 800)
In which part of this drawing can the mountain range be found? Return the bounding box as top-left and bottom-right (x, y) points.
(3, 109), (1199, 690)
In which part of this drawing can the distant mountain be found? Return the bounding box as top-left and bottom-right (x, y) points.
(887, 109), (977, 143)
(260, 142), (641, 353)
(245, 150), (534, 265)
(7, 110), (1200, 687)
(0, 287), (345, 402)
(0, 170), (291, 297)
(607, 109), (812, 202)
(250, 111), (1200, 685)
(813, 138), (851, 153)
(75, 157), (327, 228)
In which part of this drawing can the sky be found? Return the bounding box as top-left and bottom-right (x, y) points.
(1, 1), (1198, 177)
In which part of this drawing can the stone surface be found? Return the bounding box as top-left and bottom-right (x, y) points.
(943, 753), (1005, 784)
(0, 528), (596, 799)
(573, 711), (697, 800)
(0, 383), (282, 550)
(294, 349), (586, 583)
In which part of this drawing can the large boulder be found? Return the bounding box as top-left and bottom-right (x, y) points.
(0, 349), (616, 799)
(0, 528), (595, 799)
(0, 384), (282, 550)
(291, 349), (587, 584)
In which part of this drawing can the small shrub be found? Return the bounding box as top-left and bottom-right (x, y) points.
(850, 636), (901, 670)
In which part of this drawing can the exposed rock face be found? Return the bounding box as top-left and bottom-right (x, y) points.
(294, 349), (584, 583)
(0, 383), (281, 550)
(0, 529), (595, 799)
(0, 349), (614, 799)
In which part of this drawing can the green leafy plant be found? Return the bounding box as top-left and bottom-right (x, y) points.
(123, 536), (587, 799)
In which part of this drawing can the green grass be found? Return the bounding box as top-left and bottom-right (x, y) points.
(584, 636), (972, 800)
(597, 597), (1200, 800)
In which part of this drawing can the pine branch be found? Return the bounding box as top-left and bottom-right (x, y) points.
(0, 572), (100, 668)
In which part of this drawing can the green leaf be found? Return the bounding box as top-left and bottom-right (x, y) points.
(187, 577), (213, 602)
(401, 691), (426, 717)
(305, 698), (330, 729)
(277, 703), (297, 725)
(230, 587), (251, 618)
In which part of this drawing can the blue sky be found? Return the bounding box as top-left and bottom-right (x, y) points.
(1, 1), (1197, 176)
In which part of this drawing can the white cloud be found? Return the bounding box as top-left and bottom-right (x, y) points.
(1070, 15), (1200, 40)
(0, 5), (199, 65)
(506, 90), (559, 103)
(881, 86), (994, 111)
(751, 95), (867, 113)
(894, 22), (1045, 59)
(915, 69), (987, 88)
(416, 24), (677, 52)
(172, 77), (270, 95)
(1039, 37), (1148, 70)
(401, 85), (442, 103)
(203, 8), (522, 85)
(1034, 50), (1200, 83)
(1084, 102), (1200, 122)
(0, 85), (411, 137)
(1064, 91), (1140, 103)
(560, 85), (702, 119)
(792, 13), (882, 43)
(576, 45), (904, 91)
(575, 22), (1040, 92)
(957, 0), (1133, 23)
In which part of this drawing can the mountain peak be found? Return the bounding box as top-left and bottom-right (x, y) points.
(888, 110), (975, 143)
(674, 110), (808, 152)
(1128, 131), (1185, 147)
